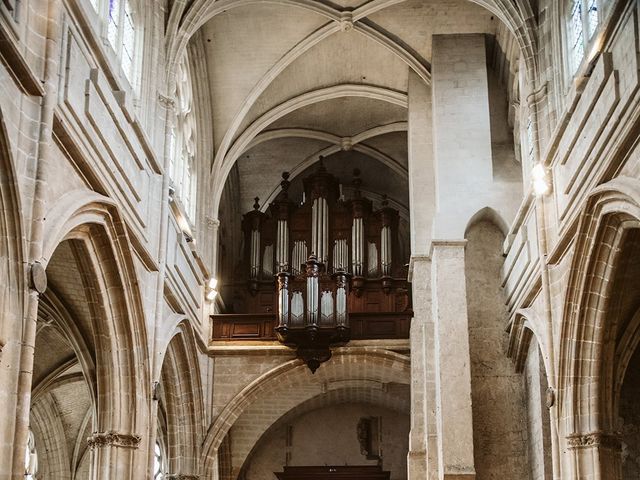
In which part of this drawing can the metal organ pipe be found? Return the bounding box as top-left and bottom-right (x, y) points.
(312, 197), (329, 264)
(322, 197), (328, 263)
(250, 229), (261, 279)
(276, 219), (289, 272)
(381, 225), (392, 276)
(352, 217), (363, 276)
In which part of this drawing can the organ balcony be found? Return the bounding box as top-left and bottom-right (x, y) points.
(211, 161), (412, 356)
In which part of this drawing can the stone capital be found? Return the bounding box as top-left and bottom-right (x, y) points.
(566, 431), (621, 451)
(167, 475), (199, 480)
(87, 431), (141, 449)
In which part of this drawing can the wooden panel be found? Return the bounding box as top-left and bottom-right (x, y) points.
(210, 312), (411, 342)
(275, 465), (390, 480)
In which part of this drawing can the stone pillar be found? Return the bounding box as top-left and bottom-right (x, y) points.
(407, 70), (437, 479)
(567, 431), (622, 479)
(431, 33), (493, 239)
(88, 432), (143, 479)
(431, 241), (475, 479)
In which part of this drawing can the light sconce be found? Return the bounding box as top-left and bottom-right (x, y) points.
(206, 278), (218, 302)
(531, 163), (550, 196)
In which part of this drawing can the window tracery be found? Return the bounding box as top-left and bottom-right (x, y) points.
(170, 54), (198, 221)
(567, 0), (605, 74)
(153, 440), (165, 479)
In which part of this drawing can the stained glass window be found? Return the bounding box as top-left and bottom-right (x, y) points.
(568, 0), (604, 75)
(570, 0), (585, 72)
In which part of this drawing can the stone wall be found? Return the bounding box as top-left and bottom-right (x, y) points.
(242, 404), (409, 480)
(466, 220), (530, 479)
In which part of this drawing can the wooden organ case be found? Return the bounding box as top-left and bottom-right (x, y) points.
(211, 162), (412, 343)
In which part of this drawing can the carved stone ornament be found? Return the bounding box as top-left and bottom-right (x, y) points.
(158, 94), (176, 110)
(566, 431), (621, 451)
(87, 431), (141, 449)
(167, 475), (199, 480)
(30, 262), (47, 294)
(545, 387), (555, 408)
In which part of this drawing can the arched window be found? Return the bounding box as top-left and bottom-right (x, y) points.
(170, 54), (198, 221)
(153, 440), (165, 479)
(567, 0), (603, 74)
(90, 0), (139, 84)
(24, 429), (37, 480)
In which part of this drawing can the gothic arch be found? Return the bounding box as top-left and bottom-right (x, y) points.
(0, 104), (25, 359)
(211, 84), (408, 217)
(158, 320), (205, 478)
(238, 384), (411, 477)
(464, 206), (510, 238)
(201, 349), (410, 477)
(558, 176), (640, 476)
(39, 197), (151, 452)
(31, 396), (72, 479)
(507, 309), (551, 377)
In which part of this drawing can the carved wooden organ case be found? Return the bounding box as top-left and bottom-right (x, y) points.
(214, 162), (411, 342)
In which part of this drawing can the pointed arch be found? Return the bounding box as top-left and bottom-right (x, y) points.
(201, 349), (410, 477)
(211, 84), (408, 218)
(465, 206), (510, 237)
(159, 320), (205, 478)
(39, 196), (151, 466)
(558, 176), (640, 475)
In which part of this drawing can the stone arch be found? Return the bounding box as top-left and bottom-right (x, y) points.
(506, 307), (555, 382)
(238, 384), (411, 478)
(211, 85), (408, 217)
(36, 289), (97, 406)
(30, 395), (71, 480)
(0, 104), (27, 471)
(39, 197), (151, 476)
(201, 349), (410, 477)
(158, 320), (204, 478)
(464, 206), (510, 238)
(558, 176), (640, 477)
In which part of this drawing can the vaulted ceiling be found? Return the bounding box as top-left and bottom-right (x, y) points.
(167, 0), (524, 227)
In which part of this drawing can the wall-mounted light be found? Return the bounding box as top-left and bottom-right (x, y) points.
(531, 163), (550, 196)
(206, 278), (218, 302)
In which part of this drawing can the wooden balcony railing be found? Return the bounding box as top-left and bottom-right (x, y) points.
(210, 311), (411, 342)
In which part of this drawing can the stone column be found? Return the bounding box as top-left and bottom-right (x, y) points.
(431, 33), (493, 239)
(431, 241), (475, 479)
(407, 70), (437, 479)
(567, 431), (622, 479)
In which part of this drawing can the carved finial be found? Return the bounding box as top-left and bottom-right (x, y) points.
(280, 172), (290, 195)
(253, 197), (260, 210)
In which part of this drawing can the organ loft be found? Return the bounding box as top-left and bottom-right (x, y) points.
(213, 161), (412, 370)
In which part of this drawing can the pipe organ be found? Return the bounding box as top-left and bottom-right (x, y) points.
(239, 161), (409, 307)
(214, 161), (411, 349)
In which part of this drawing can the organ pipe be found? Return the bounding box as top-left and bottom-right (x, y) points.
(381, 225), (392, 276)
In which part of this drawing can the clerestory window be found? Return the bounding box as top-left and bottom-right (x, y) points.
(90, 0), (139, 85)
(170, 54), (198, 221)
(567, 0), (604, 75)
